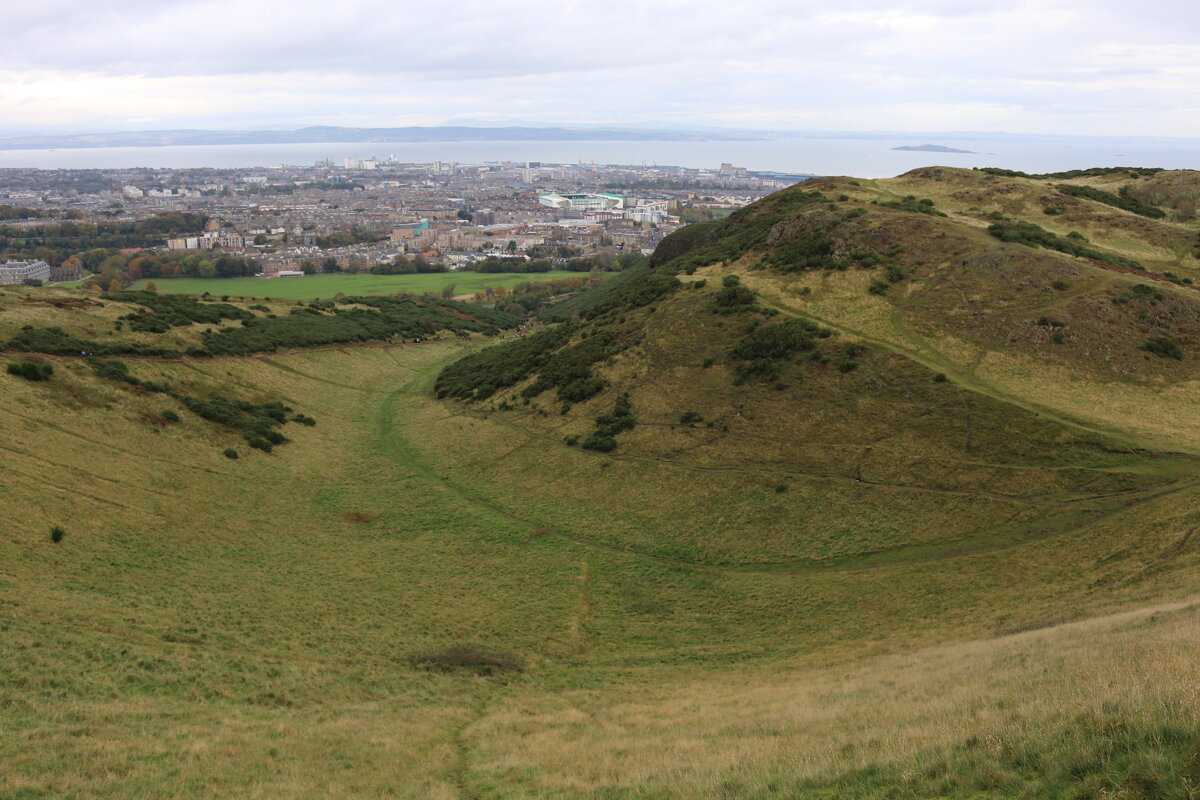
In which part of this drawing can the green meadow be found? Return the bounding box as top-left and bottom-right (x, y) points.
(129, 270), (595, 300)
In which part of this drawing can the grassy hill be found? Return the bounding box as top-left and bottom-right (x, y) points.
(4, 169), (1200, 798)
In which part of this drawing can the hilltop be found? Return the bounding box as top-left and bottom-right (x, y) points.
(4, 167), (1200, 798)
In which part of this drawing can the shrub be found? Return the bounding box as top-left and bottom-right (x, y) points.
(1052, 280), (1070, 291)
(409, 644), (524, 675)
(1142, 336), (1183, 360)
(722, 274), (741, 287)
(679, 411), (704, 425)
(1051, 332), (1066, 344)
(933, 373), (948, 382)
(161, 410), (180, 423)
(223, 448), (239, 459)
(581, 434), (617, 452)
(6, 361), (53, 382)
(987, 220), (1145, 270)
(50, 526), (65, 543)
(838, 359), (860, 373)
(868, 280), (890, 295)
(1055, 183), (1165, 219)
(886, 264), (908, 283)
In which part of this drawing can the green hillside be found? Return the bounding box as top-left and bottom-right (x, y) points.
(4, 168), (1200, 798)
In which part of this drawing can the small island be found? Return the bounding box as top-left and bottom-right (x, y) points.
(893, 143), (977, 153)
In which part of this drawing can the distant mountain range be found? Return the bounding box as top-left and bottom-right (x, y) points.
(0, 125), (763, 151)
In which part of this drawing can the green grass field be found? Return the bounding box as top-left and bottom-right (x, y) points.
(6, 167), (1200, 797)
(128, 271), (596, 300)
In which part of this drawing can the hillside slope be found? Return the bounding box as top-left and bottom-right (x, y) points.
(5, 169), (1200, 799)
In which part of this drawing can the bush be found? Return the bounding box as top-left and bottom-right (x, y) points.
(868, 280), (890, 295)
(581, 434), (617, 452)
(679, 411), (704, 424)
(987, 220), (1145, 270)
(1142, 336), (1183, 360)
(933, 373), (948, 382)
(161, 409), (180, 423)
(1055, 183), (1165, 219)
(6, 361), (53, 382)
(1052, 280), (1070, 291)
(50, 526), (65, 543)
(838, 359), (860, 373)
(409, 644), (524, 675)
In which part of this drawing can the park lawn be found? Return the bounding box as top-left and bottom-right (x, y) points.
(129, 271), (599, 301)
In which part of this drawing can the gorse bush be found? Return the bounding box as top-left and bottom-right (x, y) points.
(583, 393), (636, 452)
(987, 220), (1145, 270)
(1142, 336), (1184, 360)
(730, 318), (831, 361)
(6, 360), (53, 382)
(876, 195), (947, 217)
(201, 295), (519, 356)
(5, 326), (181, 358)
(182, 394), (294, 448)
(107, 291), (253, 332)
(1055, 183), (1166, 219)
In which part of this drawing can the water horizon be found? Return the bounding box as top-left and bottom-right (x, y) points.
(0, 136), (1196, 178)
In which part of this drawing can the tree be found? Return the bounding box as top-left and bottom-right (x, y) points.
(145, 280), (158, 294)
(253, 234), (268, 245)
(107, 278), (122, 293)
(440, 283), (457, 299)
(322, 257), (340, 273)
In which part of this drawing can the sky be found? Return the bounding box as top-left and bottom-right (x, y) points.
(4, 0), (1199, 137)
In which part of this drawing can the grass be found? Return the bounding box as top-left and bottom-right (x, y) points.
(2, 341), (1200, 797)
(6, 168), (1200, 796)
(129, 271), (600, 301)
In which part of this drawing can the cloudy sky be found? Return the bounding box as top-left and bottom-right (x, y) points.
(4, 0), (1198, 136)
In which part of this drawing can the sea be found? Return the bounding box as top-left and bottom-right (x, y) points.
(0, 137), (1197, 178)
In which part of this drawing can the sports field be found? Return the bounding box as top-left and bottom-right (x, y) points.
(129, 270), (595, 300)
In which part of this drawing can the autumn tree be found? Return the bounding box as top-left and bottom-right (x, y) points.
(107, 279), (122, 293)
(145, 280), (158, 294)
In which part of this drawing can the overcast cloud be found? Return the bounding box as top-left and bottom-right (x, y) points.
(4, 0), (1199, 135)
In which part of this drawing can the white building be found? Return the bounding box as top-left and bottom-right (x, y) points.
(0, 260), (52, 285)
(538, 192), (624, 211)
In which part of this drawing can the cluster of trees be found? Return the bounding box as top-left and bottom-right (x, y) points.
(0, 212), (207, 266)
(368, 254), (445, 275)
(69, 249), (261, 291)
(315, 228), (385, 249)
(0, 205), (43, 221)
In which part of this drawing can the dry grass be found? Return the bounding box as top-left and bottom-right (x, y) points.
(467, 599), (1200, 798)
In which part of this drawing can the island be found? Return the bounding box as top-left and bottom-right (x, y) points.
(893, 143), (977, 153)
